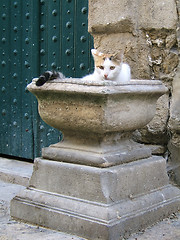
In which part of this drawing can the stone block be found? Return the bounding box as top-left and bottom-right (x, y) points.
(11, 157), (180, 240)
(88, 0), (177, 35)
(28, 156), (169, 203)
(88, 0), (137, 34)
(138, 0), (177, 30)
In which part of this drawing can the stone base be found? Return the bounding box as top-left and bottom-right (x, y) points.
(10, 156), (180, 240)
(42, 132), (151, 167)
(11, 185), (180, 240)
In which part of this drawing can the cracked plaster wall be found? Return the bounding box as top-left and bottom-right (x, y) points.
(88, 0), (180, 185)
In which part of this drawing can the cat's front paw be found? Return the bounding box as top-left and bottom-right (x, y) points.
(36, 76), (47, 86)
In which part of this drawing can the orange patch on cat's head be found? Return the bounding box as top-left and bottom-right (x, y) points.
(91, 49), (123, 67)
(91, 49), (107, 67)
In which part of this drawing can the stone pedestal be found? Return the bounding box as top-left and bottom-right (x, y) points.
(11, 156), (180, 240)
(10, 79), (180, 240)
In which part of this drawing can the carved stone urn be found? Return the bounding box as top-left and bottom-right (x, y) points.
(11, 78), (180, 240)
(28, 78), (165, 167)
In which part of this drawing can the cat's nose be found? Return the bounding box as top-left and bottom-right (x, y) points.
(104, 74), (108, 79)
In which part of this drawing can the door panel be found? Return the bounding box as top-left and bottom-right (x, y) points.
(0, 0), (93, 159)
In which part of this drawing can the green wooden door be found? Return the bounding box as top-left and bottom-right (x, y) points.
(0, 0), (93, 160)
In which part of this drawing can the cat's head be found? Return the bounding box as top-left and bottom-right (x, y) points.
(91, 49), (123, 81)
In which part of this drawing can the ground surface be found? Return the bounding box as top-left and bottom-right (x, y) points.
(0, 180), (84, 240)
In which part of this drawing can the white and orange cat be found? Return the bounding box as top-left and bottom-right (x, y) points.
(83, 49), (131, 82)
(36, 49), (131, 86)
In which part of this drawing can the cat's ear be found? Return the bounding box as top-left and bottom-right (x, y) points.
(111, 52), (123, 63)
(91, 49), (103, 58)
(91, 49), (98, 56)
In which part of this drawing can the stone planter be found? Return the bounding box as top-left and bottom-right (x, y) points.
(28, 78), (166, 167)
(11, 78), (180, 240)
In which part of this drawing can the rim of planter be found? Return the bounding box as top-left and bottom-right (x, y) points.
(27, 78), (168, 96)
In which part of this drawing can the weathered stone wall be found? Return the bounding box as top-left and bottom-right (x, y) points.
(168, 1), (180, 185)
(88, 0), (180, 184)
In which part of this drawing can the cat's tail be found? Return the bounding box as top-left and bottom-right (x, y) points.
(36, 71), (65, 86)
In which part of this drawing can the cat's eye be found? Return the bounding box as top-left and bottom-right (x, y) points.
(110, 66), (115, 70)
(98, 66), (104, 70)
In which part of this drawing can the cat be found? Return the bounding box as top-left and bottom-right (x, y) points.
(35, 49), (131, 86)
(82, 49), (131, 82)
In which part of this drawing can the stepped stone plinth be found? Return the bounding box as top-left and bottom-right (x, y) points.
(11, 78), (180, 240)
